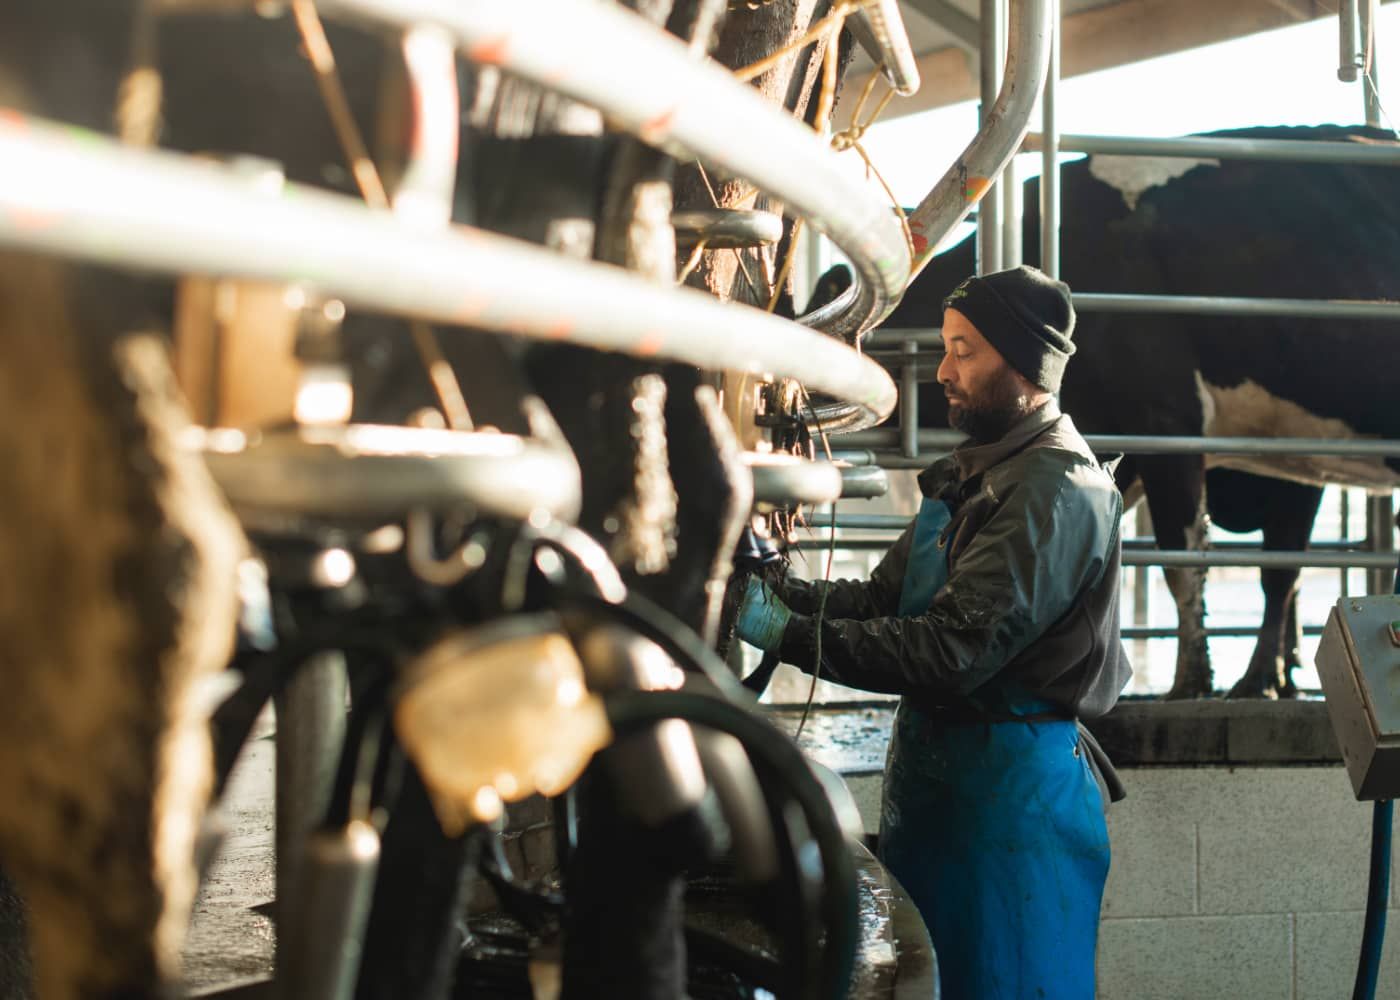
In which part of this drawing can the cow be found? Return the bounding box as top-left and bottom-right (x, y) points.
(846, 123), (1400, 699)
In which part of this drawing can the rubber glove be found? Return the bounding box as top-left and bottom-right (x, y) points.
(735, 575), (791, 652)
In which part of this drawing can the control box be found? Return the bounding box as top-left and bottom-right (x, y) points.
(1316, 594), (1400, 800)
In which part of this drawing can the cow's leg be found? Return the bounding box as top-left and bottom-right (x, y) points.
(1280, 592), (1304, 697)
(1227, 481), (1321, 698)
(1226, 567), (1298, 699)
(1139, 457), (1213, 698)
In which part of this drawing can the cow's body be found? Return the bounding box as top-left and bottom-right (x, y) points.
(882, 124), (1400, 698)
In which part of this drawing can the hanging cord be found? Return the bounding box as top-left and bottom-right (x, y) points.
(290, 0), (473, 430)
(692, 1), (884, 306)
(694, 162), (765, 300)
(830, 74), (916, 260)
(732, 0), (875, 84)
(793, 386), (837, 742)
(763, 71), (913, 319)
(676, 237), (711, 285)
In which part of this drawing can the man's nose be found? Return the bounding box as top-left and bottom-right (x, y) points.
(936, 351), (954, 385)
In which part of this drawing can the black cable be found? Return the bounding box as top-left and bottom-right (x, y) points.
(604, 689), (859, 1000)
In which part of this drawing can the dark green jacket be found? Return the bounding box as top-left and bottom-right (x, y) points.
(776, 400), (1132, 721)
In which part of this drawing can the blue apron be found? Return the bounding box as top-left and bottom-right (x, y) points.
(878, 498), (1111, 1000)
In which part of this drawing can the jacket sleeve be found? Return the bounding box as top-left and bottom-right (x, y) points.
(773, 522), (913, 621)
(777, 458), (1114, 696)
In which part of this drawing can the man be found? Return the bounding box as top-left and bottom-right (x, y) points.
(736, 265), (1132, 1000)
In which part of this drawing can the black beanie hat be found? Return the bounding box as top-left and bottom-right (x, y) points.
(941, 265), (1077, 392)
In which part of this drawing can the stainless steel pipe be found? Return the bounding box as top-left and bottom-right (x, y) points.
(0, 114), (898, 429)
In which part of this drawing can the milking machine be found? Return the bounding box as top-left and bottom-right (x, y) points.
(203, 441), (877, 999)
(0, 0), (981, 994)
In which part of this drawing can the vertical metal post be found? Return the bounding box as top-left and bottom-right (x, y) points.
(800, 223), (823, 313)
(275, 651), (350, 935)
(1340, 0), (1364, 82)
(1362, 0), (1382, 127)
(1002, 155), (1023, 267)
(1341, 486), (1352, 598)
(976, 0), (1005, 275)
(899, 339), (920, 459)
(1133, 502), (1152, 677)
(1367, 492), (1396, 594)
(1039, 0), (1061, 278)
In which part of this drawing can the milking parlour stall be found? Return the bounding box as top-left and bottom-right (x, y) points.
(1, 1), (1400, 1000)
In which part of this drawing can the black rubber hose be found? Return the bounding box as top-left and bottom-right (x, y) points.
(210, 629), (402, 800)
(555, 589), (753, 704)
(1354, 799), (1393, 1000)
(321, 665), (393, 828)
(1355, 554), (1400, 1000)
(604, 690), (859, 1000)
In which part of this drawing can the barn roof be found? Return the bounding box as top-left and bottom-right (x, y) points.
(845, 0), (1391, 121)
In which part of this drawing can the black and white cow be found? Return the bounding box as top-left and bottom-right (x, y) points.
(862, 124), (1400, 699)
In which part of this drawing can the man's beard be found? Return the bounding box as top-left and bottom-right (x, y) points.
(947, 367), (1039, 444)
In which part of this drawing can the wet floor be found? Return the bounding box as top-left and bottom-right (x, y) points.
(182, 707), (927, 997)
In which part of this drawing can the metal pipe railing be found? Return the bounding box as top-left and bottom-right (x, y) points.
(1367, 494), (1396, 594)
(866, 329), (943, 349)
(850, 0), (922, 97)
(1023, 131), (1400, 165)
(1039, 0), (1061, 277)
(976, 0), (1005, 275)
(839, 466), (891, 500)
(791, 539), (1400, 569)
(1341, 0), (1365, 83)
(319, 0), (911, 343)
(1121, 625), (1324, 640)
(1362, 0), (1383, 127)
(745, 454), (844, 507)
(840, 428), (1400, 458)
(809, 513), (1378, 549)
(0, 114), (898, 428)
(1002, 153), (1023, 267)
(1074, 292), (1400, 321)
(906, 0), (1052, 282)
(899, 341), (919, 458)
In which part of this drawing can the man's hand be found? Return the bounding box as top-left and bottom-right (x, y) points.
(736, 576), (791, 652)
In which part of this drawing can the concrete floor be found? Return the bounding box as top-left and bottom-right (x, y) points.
(184, 726), (276, 992)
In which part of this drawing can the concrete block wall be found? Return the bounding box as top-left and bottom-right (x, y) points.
(847, 766), (1400, 999)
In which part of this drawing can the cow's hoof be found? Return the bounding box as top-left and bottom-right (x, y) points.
(1164, 681), (1213, 700)
(1226, 675), (1281, 699)
(1227, 656), (1297, 700)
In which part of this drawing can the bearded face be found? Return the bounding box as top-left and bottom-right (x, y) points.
(946, 359), (1039, 444)
(939, 308), (1043, 445)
